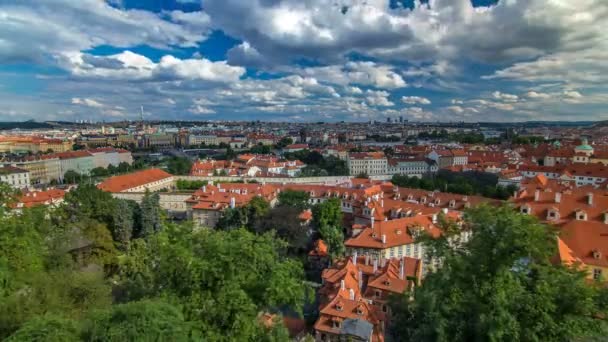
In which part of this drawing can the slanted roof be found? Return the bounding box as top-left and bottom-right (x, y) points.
(340, 318), (373, 340)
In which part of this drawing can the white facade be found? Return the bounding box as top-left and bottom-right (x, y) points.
(347, 154), (388, 176)
(0, 167), (31, 189)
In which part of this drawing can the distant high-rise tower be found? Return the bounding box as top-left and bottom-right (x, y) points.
(399, 116), (403, 123)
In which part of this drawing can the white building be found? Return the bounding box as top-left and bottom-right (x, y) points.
(0, 166), (31, 189)
(347, 152), (388, 176)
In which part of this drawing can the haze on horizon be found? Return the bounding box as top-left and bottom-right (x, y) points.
(0, 0), (606, 123)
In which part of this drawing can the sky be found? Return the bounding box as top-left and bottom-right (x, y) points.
(0, 0), (607, 123)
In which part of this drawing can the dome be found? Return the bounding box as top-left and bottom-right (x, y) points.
(576, 138), (593, 151)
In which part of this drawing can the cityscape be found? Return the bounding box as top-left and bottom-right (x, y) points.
(1, 1), (608, 342)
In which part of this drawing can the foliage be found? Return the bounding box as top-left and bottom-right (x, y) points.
(139, 190), (162, 237)
(0, 180), (307, 341)
(5, 316), (80, 342)
(63, 170), (82, 184)
(312, 199), (345, 258)
(82, 300), (193, 341)
(278, 189), (310, 210)
(391, 170), (517, 200)
(118, 226), (309, 340)
(390, 205), (608, 342)
(275, 137), (294, 149)
(284, 150), (348, 176)
(176, 179), (207, 190)
(254, 206), (310, 255)
(166, 156), (193, 175)
(249, 144), (272, 154)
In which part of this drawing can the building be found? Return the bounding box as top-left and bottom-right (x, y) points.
(53, 151), (95, 177)
(387, 156), (437, 176)
(98, 168), (174, 193)
(283, 144), (309, 153)
(7, 155), (61, 185)
(347, 152), (388, 176)
(13, 188), (66, 210)
(186, 182), (279, 228)
(0, 166), (31, 189)
(313, 255), (421, 342)
(511, 176), (608, 282)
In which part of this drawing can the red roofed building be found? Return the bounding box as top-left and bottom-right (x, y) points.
(13, 188), (66, 210)
(512, 180), (608, 282)
(314, 255), (421, 342)
(97, 168), (173, 193)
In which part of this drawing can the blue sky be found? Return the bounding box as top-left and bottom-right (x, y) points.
(0, 0), (606, 122)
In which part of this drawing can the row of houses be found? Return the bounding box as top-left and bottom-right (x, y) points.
(190, 154), (306, 177)
(1, 148), (133, 186)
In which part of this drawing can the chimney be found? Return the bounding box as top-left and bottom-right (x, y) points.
(604, 212), (608, 225)
(353, 251), (358, 265)
(534, 189), (540, 202)
(587, 193), (593, 206)
(432, 214), (438, 224)
(555, 192), (561, 203)
(358, 270), (363, 290)
(349, 288), (355, 300)
(399, 260), (405, 280)
(381, 234), (386, 244)
(373, 258), (378, 273)
(381, 199), (384, 207)
(229, 197), (236, 209)
(371, 216), (374, 229)
(340, 280), (345, 291)
(202, 185), (206, 192)
(442, 208), (448, 214)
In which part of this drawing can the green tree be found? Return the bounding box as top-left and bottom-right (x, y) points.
(90, 167), (109, 178)
(5, 316), (80, 342)
(139, 190), (162, 237)
(254, 206), (309, 255)
(166, 157), (193, 175)
(318, 224), (345, 258)
(112, 200), (134, 250)
(278, 189), (310, 210)
(63, 170), (81, 184)
(390, 205), (608, 342)
(276, 137), (294, 149)
(119, 226), (309, 340)
(312, 198), (342, 229)
(82, 300), (193, 341)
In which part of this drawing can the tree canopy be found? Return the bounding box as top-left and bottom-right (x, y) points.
(0, 180), (307, 341)
(390, 205), (608, 342)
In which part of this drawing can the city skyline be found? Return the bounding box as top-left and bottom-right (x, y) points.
(1, 0), (606, 122)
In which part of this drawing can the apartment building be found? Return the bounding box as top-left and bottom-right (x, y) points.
(8, 156), (61, 184)
(347, 152), (388, 176)
(0, 166), (31, 189)
(387, 156), (437, 176)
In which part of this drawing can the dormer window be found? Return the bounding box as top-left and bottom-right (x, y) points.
(407, 194), (413, 200)
(335, 302), (343, 311)
(547, 209), (559, 221)
(449, 200), (456, 208)
(576, 210), (587, 221)
(356, 306), (364, 315)
(384, 280), (391, 286)
(520, 205), (530, 214)
(593, 249), (602, 260)
(332, 319), (341, 328)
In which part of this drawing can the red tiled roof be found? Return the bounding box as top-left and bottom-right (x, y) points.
(97, 168), (172, 192)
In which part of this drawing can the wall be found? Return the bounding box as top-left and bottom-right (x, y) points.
(111, 192), (191, 213)
(176, 175), (354, 185)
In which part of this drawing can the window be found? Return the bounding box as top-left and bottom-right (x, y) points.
(593, 268), (602, 280)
